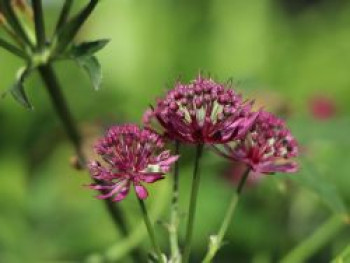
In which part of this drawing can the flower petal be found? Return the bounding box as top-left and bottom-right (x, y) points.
(258, 161), (299, 174)
(96, 181), (126, 200)
(134, 184), (149, 200)
(140, 173), (165, 183)
(113, 183), (130, 202)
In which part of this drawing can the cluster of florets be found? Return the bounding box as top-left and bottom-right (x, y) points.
(215, 111), (298, 174)
(88, 75), (298, 201)
(144, 75), (258, 144)
(88, 124), (178, 201)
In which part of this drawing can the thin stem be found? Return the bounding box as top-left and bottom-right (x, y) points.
(169, 141), (180, 262)
(0, 37), (27, 59)
(38, 64), (83, 163)
(138, 199), (164, 263)
(37, 64), (131, 240)
(0, 0), (34, 48)
(32, 0), (46, 49)
(183, 143), (204, 263)
(55, 0), (73, 34)
(1, 21), (25, 48)
(281, 215), (345, 263)
(202, 167), (250, 263)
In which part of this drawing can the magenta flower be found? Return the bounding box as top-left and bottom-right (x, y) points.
(309, 94), (337, 120)
(144, 74), (258, 144)
(87, 124), (179, 201)
(215, 111), (298, 174)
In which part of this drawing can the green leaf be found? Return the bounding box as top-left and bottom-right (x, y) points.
(76, 56), (102, 91)
(54, 0), (99, 54)
(10, 67), (33, 109)
(283, 157), (347, 216)
(70, 39), (110, 58)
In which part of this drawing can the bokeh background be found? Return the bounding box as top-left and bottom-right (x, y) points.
(1, 0), (350, 262)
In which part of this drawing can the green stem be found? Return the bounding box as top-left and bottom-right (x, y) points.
(37, 64), (131, 242)
(0, 0), (34, 48)
(183, 144), (204, 263)
(0, 38), (27, 59)
(202, 167), (250, 263)
(32, 0), (46, 50)
(281, 215), (346, 263)
(1, 21), (25, 48)
(138, 199), (164, 263)
(55, 0), (73, 34)
(169, 141), (181, 262)
(38, 64), (83, 163)
(332, 244), (350, 263)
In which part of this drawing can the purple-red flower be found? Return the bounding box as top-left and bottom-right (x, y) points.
(215, 111), (298, 174)
(309, 94), (337, 121)
(87, 124), (179, 202)
(144, 74), (258, 144)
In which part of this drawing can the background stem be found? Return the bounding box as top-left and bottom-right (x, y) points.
(0, 0), (34, 48)
(55, 0), (73, 34)
(37, 64), (135, 252)
(32, 0), (45, 49)
(138, 199), (164, 263)
(0, 38), (27, 59)
(183, 143), (204, 263)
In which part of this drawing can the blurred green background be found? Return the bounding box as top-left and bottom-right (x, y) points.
(1, 0), (350, 262)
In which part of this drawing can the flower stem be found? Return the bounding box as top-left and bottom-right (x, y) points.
(37, 64), (131, 244)
(169, 141), (181, 262)
(138, 199), (164, 263)
(38, 64), (84, 164)
(55, 0), (73, 34)
(0, 37), (27, 59)
(0, 0), (34, 48)
(32, 0), (46, 49)
(183, 143), (204, 263)
(202, 167), (250, 263)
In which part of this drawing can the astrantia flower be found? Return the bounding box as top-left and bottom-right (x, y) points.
(87, 124), (179, 201)
(144, 74), (258, 144)
(215, 111), (298, 174)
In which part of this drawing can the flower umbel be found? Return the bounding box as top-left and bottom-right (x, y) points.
(88, 124), (179, 201)
(144, 74), (258, 144)
(215, 111), (298, 174)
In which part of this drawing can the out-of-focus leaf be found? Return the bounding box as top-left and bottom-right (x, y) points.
(70, 39), (110, 58)
(76, 56), (102, 90)
(283, 157), (347, 216)
(332, 244), (350, 263)
(55, 0), (99, 54)
(10, 67), (33, 109)
(281, 215), (346, 263)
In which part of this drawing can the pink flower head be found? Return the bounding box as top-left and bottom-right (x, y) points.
(215, 111), (298, 174)
(87, 124), (179, 201)
(144, 74), (258, 144)
(309, 94), (337, 120)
